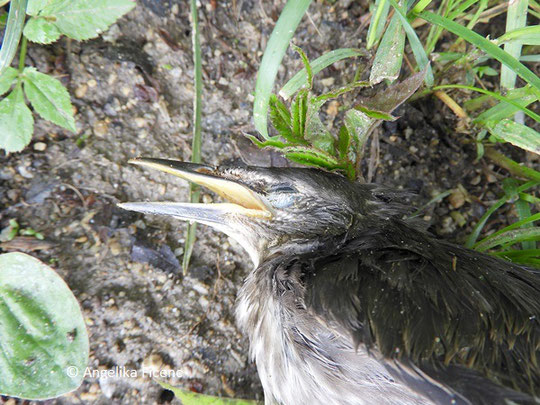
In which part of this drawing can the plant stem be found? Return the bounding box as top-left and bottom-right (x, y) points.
(484, 147), (540, 182)
(18, 34), (27, 72)
(183, 0), (203, 274)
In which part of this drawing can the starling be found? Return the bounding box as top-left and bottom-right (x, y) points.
(120, 158), (540, 405)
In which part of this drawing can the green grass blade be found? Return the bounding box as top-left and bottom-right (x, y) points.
(0, 0), (27, 76)
(466, 180), (540, 248)
(487, 119), (540, 155)
(433, 84), (540, 123)
(279, 48), (363, 100)
(388, 0), (434, 86)
(417, 11), (540, 94)
(370, 12), (405, 84)
(367, 0), (390, 49)
(183, 0), (203, 274)
(515, 197), (535, 250)
(484, 147), (540, 182)
(475, 227), (540, 252)
(253, 0), (312, 138)
(500, 0), (528, 90)
(476, 212), (540, 245)
(496, 26), (540, 46)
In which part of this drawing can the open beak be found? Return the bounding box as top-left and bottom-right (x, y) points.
(118, 158), (274, 227)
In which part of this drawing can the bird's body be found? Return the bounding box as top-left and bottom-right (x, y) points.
(120, 159), (540, 405)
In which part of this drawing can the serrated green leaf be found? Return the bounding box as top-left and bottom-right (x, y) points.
(313, 81), (370, 104)
(23, 17), (61, 44)
(23, 67), (76, 132)
(292, 90), (308, 139)
(157, 381), (259, 405)
(283, 146), (340, 169)
(279, 48), (363, 100)
(355, 105), (397, 120)
(304, 101), (335, 155)
(487, 119), (540, 155)
(0, 67), (19, 96)
(39, 0), (135, 41)
(269, 94), (302, 144)
(0, 252), (89, 400)
(291, 44), (313, 90)
(0, 86), (34, 152)
(370, 13), (405, 85)
(245, 134), (287, 149)
(26, 0), (53, 16)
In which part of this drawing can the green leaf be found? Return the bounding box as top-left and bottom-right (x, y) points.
(344, 109), (373, 152)
(388, 0), (434, 86)
(467, 180), (540, 248)
(0, 86), (34, 152)
(23, 17), (61, 44)
(23, 67), (76, 132)
(291, 90), (308, 139)
(496, 26), (540, 46)
(356, 66), (427, 115)
(39, 0), (135, 41)
(366, 0), (390, 49)
(0, 0), (26, 76)
(370, 13), (405, 85)
(26, 0), (53, 15)
(337, 125), (351, 160)
(475, 228), (540, 252)
(354, 105), (397, 121)
(417, 11), (540, 94)
(487, 119), (540, 155)
(244, 133), (287, 149)
(434, 84), (540, 123)
(253, 0), (312, 138)
(500, 0), (528, 90)
(269, 94), (300, 144)
(0, 67), (19, 96)
(0, 252), (89, 400)
(304, 101), (335, 154)
(284, 148), (340, 170)
(157, 381), (260, 405)
(474, 87), (537, 123)
(291, 44), (313, 90)
(279, 48), (363, 100)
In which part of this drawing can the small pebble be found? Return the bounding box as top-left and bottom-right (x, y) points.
(320, 77), (335, 87)
(449, 189), (465, 209)
(33, 142), (47, 151)
(87, 79), (97, 88)
(93, 120), (109, 137)
(75, 84), (88, 98)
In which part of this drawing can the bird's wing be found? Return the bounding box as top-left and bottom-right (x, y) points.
(301, 219), (540, 398)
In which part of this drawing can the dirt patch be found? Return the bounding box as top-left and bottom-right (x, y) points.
(0, 1), (526, 403)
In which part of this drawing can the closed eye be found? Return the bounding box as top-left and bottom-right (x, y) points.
(268, 184), (297, 194)
(267, 184), (298, 208)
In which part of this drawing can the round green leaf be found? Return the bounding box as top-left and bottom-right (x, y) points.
(0, 252), (89, 400)
(23, 17), (61, 44)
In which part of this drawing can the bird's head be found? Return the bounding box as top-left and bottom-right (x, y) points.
(119, 158), (379, 266)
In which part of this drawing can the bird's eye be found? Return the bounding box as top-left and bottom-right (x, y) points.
(266, 184), (298, 208)
(268, 184), (297, 194)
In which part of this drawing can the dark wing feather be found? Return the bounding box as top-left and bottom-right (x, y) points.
(303, 219), (540, 399)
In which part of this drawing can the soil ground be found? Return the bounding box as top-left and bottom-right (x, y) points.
(0, 1), (536, 404)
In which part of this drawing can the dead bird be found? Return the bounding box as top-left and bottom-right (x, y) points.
(119, 158), (540, 405)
